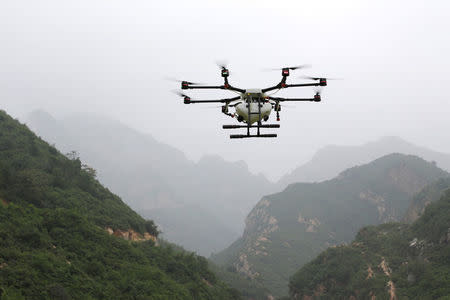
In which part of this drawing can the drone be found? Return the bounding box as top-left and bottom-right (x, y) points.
(174, 64), (332, 139)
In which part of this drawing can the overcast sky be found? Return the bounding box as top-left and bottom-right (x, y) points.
(1, 0), (449, 181)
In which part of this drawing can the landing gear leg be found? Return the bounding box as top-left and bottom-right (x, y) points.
(247, 99), (251, 136)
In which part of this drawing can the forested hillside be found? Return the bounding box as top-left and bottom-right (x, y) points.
(0, 110), (237, 299)
(289, 181), (450, 299)
(212, 154), (448, 297)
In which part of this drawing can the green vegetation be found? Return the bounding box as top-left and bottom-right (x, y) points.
(213, 153), (448, 297)
(289, 183), (450, 299)
(0, 110), (237, 299)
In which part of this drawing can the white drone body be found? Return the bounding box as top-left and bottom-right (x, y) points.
(234, 89), (272, 124)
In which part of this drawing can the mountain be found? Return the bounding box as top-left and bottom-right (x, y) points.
(0, 110), (237, 299)
(26, 110), (275, 255)
(289, 180), (450, 299)
(212, 154), (449, 297)
(279, 136), (450, 187)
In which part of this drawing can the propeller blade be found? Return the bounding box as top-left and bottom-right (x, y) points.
(215, 60), (228, 70)
(165, 77), (203, 85)
(314, 87), (323, 95)
(264, 64), (311, 71)
(172, 90), (190, 98)
(286, 64), (311, 70)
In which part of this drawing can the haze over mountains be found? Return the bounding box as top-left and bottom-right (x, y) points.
(279, 136), (450, 187)
(27, 110), (275, 256)
(27, 110), (450, 260)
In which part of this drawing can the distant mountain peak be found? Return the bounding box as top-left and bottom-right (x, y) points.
(279, 136), (450, 187)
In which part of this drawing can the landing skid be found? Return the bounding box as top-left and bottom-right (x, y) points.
(223, 124), (279, 139)
(229, 134), (277, 139)
(222, 124), (280, 129)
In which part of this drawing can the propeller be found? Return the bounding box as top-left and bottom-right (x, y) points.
(314, 87), (323, 95)
(215, 60), (228, 70)
(313, 88), (323, 102)
(165, 77), (203, 85)
(265, 64), (311, 71)
(172, 91), (190, 98)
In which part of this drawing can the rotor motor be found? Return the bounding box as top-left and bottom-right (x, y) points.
(221, 68), (229, 78)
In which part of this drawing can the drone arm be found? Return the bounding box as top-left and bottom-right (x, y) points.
(227, 86), (246, 93)
(285, 83), (320, 88)
(267, 96), (320, 102)
(186, 96), (241, 104)
(185, 85), (245, 93)
(185, 85), (225, 90)
(263, 82), (321, 92)
(262, 85), (281, 93)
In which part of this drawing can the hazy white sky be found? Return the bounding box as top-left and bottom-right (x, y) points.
(1, 0), (449, 180)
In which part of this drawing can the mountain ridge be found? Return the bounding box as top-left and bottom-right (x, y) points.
(279, 136), (450, 187)
(212, 153), (449, 296)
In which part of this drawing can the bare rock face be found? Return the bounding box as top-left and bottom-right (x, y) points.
(231, 198), (279, 279)
(243, 199), (279, 255)
(233, 253), (259, 279)
(105, 227), (157, 242)
(244, 199), (278, 237)
(298, 213), (321, 232)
